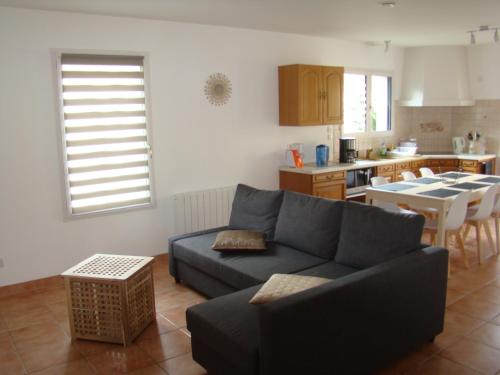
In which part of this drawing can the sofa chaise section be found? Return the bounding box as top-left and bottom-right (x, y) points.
(187, 246), (448, 375)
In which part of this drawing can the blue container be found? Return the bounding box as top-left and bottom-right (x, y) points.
(316, 144), (329, 166)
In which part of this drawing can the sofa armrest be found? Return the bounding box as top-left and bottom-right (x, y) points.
(168, 226), (228, 278)
(258, 247), (448, 375)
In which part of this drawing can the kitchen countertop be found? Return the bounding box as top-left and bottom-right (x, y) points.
(279, 154), (497, 175)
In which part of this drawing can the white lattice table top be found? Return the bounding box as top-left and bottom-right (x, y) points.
(62, 254), (154, 280)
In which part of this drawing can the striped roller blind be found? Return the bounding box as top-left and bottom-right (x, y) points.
(60, 54), (152, 215)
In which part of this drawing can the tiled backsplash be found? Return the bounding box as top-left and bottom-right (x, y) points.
(399, 106), (453, 152)
(451, 100), (500, 156)
(398, 100), (500, 155)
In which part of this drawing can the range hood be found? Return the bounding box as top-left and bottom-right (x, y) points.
(399, 46), (474, 107)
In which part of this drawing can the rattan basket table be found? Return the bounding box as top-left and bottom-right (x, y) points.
(62, 254), (155, 346)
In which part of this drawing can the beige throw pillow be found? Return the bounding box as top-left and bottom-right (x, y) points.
(212, 230), (267, 252)
(249, 274), (330, 304)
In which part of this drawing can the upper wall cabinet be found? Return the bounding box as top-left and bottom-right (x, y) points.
(279, 64), (344, 126)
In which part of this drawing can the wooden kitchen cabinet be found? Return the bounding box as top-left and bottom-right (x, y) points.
(459, 158), (496, 174)
(279, 64), (344, 126)
(459, 160), (480, 173)
(312, 181), (346, 200)
(280, 171), (346, 200)
(427, 159), (458, 173)
(375, 164), (396, 183)
(322, 67), (344, 124)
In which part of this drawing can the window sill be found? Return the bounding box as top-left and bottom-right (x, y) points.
(343, 130), (393, 138)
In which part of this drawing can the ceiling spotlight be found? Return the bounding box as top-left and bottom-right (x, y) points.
(384, 40), (391, 52)
(380, 1), (396, 7)
(470, 32), (476, 45)
(467, 26), (500, 44)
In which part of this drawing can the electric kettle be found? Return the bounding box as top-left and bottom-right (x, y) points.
(452, 137), (465, 154)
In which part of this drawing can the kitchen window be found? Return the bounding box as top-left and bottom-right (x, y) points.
(343, 72), (392, 134)
(58, 53), (153, 216)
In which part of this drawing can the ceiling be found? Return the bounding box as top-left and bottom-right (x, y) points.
(1, 0), (499, 46)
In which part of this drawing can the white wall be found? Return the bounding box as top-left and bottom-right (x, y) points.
(468, 44), (500, 100)
(0, 6), (403, 286)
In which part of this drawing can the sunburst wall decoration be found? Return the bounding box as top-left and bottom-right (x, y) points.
(204, 73), (232, 106)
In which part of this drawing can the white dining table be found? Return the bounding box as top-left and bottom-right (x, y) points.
(365, 172), (500, 248)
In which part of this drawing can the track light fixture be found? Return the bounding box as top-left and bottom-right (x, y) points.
(467, 25), (500, 44)
(379, 1), (396, 7)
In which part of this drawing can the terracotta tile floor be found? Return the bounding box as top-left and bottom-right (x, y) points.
(0, 220), (498, 374)
(0, 256), (207, 375)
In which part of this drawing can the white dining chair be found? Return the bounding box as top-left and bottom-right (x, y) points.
(462, 185), (499, 263)
(465, 185), (500, 258)
(419, 167), (435, 177)
(370, 177), (415, 215)
(401, 171), (417, 181)
(424, 191), (471, 269)
(371, 176), (390, 187)
(493, 193), (500, 256)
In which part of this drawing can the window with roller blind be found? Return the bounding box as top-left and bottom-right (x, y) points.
(58, 53), (153, 215)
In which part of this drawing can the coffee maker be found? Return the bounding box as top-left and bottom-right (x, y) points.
(339, 137), (358, 163)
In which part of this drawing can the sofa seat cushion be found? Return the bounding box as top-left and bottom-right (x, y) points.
(274, 191), (345, 259)
(187, 286), (261, 375)
(335, 202), (425, 269)
(229, 184), (284, 239)
(296, 261), (359, 279)
(172, 231), (327, 290)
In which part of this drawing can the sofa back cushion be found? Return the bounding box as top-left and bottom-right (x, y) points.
(229, 184), (284, 239)
(334, 202), (425, 269)
(273, 191), (344, 259)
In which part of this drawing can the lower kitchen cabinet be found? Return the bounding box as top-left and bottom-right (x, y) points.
(376, 164), (396, 182)
(312, 181), (346, 200)
(458, 159), (497, 174)
(280, 171), (346, 200)
(460, 160), (479, 173)
(427, 159), (458, 173)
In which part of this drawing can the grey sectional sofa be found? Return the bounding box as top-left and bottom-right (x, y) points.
(168, 184), (448, 375)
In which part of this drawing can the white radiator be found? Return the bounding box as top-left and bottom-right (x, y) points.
(174, 186), (237, 234)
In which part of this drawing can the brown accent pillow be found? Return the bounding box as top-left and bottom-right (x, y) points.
(249, 274), (330, 304)
(212, 230), (267, 252)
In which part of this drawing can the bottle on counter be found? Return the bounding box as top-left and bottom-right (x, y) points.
(379, 141), (387, 157)
(291, 149), (303, 168)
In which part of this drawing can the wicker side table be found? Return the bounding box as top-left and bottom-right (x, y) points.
(62, 254), (155, 346)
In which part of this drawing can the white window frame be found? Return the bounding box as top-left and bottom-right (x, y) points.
(343, 69), (393, 138)
(54, 49), (156, 218)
